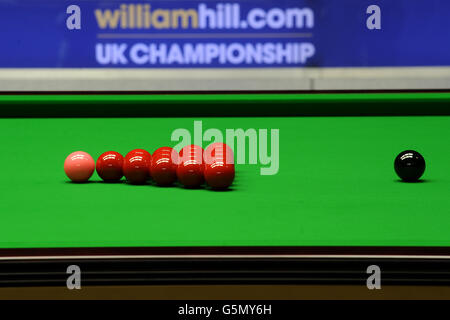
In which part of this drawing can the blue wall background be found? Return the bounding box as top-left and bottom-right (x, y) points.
(0, 0), (449, 68)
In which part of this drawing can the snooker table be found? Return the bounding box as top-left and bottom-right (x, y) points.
(0, 91), (450, 290)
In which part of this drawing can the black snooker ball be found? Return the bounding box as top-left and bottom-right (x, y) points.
(394, 150), (426, 182)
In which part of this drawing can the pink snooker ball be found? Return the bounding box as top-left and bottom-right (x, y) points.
(64, 151), (95, 182)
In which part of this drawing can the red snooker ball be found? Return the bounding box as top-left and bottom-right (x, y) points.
(204, 143), (235, 189)
(123, 149), (152, 184)
(177, 145), (204, 188)
(204, 142), (234, 165)
(96, 151), (124, 182)
(204, 162), (235, 189)
(151, 147), (179, 186)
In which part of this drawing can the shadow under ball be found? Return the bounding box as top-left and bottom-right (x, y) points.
(394, 150), (426, 182)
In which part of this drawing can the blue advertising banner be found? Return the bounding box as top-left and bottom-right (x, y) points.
(0, 0), (449, 68)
